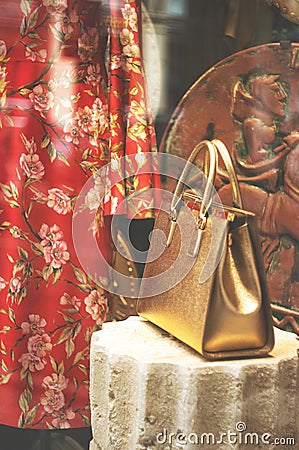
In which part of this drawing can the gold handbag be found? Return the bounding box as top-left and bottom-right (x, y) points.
(137, 139), (275, 359)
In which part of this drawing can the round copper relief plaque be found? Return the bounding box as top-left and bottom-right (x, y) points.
(160, 42), (299, 333)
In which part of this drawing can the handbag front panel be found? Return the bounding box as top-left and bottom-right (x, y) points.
(137, 206), (226, 354)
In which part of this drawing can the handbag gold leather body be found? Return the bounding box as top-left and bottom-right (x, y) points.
(137, 139), (274, 359)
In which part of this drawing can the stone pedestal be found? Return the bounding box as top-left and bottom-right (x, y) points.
(89, 317), (298, 450)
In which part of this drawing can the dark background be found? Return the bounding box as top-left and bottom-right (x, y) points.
(144, 0), (299, 146)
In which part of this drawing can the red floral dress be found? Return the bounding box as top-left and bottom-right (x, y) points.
(0, 0), (158, 429)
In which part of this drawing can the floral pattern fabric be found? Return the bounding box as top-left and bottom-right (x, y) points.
(0, 0), (158, 429)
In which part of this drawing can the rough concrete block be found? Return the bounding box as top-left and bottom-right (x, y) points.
(90, 317), (298, 450)
(89, 439), (101, 450)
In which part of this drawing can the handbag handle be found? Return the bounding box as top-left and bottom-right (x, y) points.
(170, 139), (218, 218)
(166, 139), (243, 251)
(211, 139), (242, 209)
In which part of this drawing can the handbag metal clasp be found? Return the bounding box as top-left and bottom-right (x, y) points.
(197, 211), (207, 231)
(166, 207), (177, 247)
(190, 212), (207, 257)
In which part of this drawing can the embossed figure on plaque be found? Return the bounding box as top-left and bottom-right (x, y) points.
(220, 71), (299, 316)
